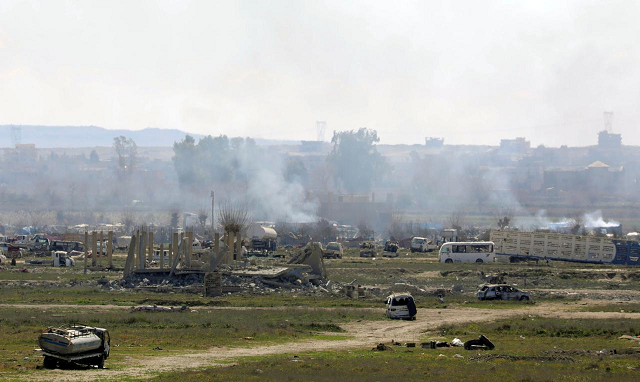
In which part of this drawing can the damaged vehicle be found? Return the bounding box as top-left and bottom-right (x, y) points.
(385, 293), (417, 320)
(477, 284), (531, 301)
(323, 242), (343, 259)
(38, 324), (110, 369)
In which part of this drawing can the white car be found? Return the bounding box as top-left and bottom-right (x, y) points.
(385, 293), (417, 320)
(410, 237), (437, 253)
(477, 284), (531, 301)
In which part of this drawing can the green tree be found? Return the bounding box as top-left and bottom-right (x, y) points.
(89, 149), (99, 162)
(172, 135), (200, 185)
(327, 128), (389, 193)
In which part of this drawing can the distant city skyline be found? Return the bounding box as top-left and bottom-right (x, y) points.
(1, 1), (639, 147)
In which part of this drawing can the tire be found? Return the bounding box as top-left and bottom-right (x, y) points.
(43, 356), (56, 369)
(97, 355), (105, 369)
(475, 259), (484, 263)
(445, 258), (453, 263)
(520, 296), (529, 301)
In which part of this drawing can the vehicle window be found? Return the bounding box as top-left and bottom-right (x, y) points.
(392, 297), (408, 306)
(454, 245), (466, 253)
(441, 246), (450, 253)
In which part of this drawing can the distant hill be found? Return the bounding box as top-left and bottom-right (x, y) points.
(0, 125), (203, 148)
(0, 125), (301, 148)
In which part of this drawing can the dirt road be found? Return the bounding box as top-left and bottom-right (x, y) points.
(12, 303), (640, 382)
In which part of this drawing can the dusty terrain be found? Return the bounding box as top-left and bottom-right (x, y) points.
(11, 301), (639, 382)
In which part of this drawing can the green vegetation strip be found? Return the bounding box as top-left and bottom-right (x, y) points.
(0, 306), (376, 376)
(152, 317), (640, 382)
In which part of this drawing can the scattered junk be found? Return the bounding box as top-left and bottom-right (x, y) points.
(478, 271), (505, 284)
(464, 335), (495, 350)
(373, 343), (393, 351)
(410, 237), (437, 253)
(0, 253), (6, 265)
(360, 241), (377, 258)
(323, 242), (343, 259)
(451, 338), (465, 347)
(382, 240), (399, 257)
(619, 335), (640, 343)
(131, 305), (187, 312)
(422, 335), (495, 351)
(385, 292), (417, 320)
(37, 324), (110, 369)
(52, 251), (75, 267)
(49, 240), (83, 253)
(384, 240), (399, 253)
(477, 284), (531, 301)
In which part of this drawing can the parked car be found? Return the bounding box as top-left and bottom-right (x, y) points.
(323, 242), (343, 259)
(385, 293), (417, 320)
(410, 237), (437, 253)
(477, 284), (531, 301)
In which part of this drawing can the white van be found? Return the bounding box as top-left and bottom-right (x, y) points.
(385, 293), (417, 320)
(439, 241), (495, 263)
(410, 237), (437, 253)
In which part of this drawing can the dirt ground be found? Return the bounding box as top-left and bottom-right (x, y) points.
(11, 301), (640, 382)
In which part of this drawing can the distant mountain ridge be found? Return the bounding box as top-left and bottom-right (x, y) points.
(0, 125), (300, 148)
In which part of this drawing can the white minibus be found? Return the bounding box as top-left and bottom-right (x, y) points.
(438, 241), (495, 263)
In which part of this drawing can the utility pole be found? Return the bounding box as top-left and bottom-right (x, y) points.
(211, 191), (215, 241)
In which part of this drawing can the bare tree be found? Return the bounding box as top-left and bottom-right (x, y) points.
(113, 136), (138, 176)
(357, 220), (374, 240)
(121, 209), (136, 233)
(218, 200), (248, 234)
(447, 211), (466, 231)
(388, 212), (406, 240)
(570, 212), (584, 235)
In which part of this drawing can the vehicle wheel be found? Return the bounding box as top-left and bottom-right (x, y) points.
(97, 355), (105, 369)
(445, 259), (453, 263)
(43, 356), (56, 369)
(475, 259), (484, 263)
(519, 296), (529, 301)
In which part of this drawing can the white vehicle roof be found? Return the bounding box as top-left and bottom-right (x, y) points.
(387, 292), (413, 299)
(441, 241), (494, 246)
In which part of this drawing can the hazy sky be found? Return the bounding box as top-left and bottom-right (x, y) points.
(1, 0), (639, 146)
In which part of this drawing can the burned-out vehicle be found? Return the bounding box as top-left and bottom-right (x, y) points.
(477, 284), (531, 301)
(385, 293), (417, 320)
(359, 242), (376, 258)
(38, 324), (110, 368)
(323, 242), (343, 259)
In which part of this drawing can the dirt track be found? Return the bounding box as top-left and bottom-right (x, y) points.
(11, 303), (640, 382)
